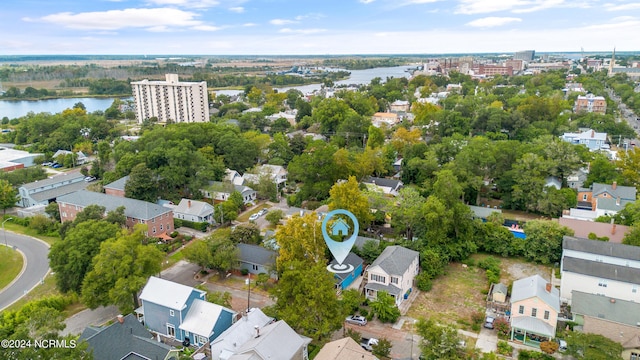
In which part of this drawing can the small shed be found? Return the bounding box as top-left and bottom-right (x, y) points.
(492, 283), (508, 303)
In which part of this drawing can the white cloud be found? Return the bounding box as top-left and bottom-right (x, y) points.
(243, 22), (257, 27)
(229, 6), (244, 13)
(270, 18), (298, 26)
(466, 16), (522, 27)
(191, 24), (222, 31)
(279, 28), (326, 34)
(31, 8), (212, 31)
(145, 0), (220, 8)
(455, 0), (566, 15)
(580, 18), (640, 30)
(605, 2), (640, 11)
(359, 0), (376, 3)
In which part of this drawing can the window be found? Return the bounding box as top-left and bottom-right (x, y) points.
(518, 305), (524, 314)
(544, 310), (550, 320)
(598, 279), (608, 287)
(582, 194), (587, 201)
(160, 224), (163, 230)
(197, 335), (208, 345)
(633, 285), (638, 294)
(252, 264), (259, 271)
(631, 352), (639, 360)
(153, 227), (156, 234)
(371, 274), (386, 283)
(167, 324), (176, 338)
(531, 308), (537, 317)
(169, 310), (174, 317)
(391, 277), (399, 285)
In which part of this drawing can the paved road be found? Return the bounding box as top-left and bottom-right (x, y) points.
(0, 230), (50, 311)
(61, 305), (119, 336)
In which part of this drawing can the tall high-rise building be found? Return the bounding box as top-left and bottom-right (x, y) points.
(514, 50), (535, 61)
(131, 74), (210, 124)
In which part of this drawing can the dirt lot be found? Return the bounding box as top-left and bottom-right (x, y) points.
(407, 254), (551, 329)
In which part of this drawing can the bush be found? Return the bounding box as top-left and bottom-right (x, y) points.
(497, 340), (513, 356)
(170, 231), (179, 238)
(415, 272), (433, 291)
(240, 268), (249, 276)
(518, 349), (554, 360)
(174, 219), (183, 228)
(178, 219), (208, 232)
(494, 317), (510, 338)
(540, 340), (559, 354)
(359, 308), (369, 317)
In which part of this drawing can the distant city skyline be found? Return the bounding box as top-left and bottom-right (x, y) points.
(2, 0), (639, 55)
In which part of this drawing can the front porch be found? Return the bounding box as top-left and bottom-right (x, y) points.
(510, 316), (555, 348)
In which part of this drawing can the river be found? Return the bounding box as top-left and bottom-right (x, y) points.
(0, 65), (413, 119)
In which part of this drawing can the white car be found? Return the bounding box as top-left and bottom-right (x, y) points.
(249, 213), (259, 221)
(345, 315), (367, 326)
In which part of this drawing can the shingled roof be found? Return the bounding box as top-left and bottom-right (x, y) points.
(57, 190), (171, 221)
(369, 246), (418, 276)
(563, 236), (640, 261)
(562, 256), (640, 285)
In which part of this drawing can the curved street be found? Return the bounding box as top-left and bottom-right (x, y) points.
(0, 230), (50, 311)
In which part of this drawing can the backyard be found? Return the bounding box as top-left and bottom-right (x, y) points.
(407, 254), (552, 330)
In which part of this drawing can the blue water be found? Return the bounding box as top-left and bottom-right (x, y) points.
(509, 229), (527, 239)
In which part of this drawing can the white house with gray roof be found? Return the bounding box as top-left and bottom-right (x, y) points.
(202, 181), (256, 204)
(210, 308), (274, 360)
(57, 190), (174, 237)
(170, 198), (215, 224)
(362, 176), (403, 196)
(18, 171), (89, 208)
(560, 236), (640, 304)
(224, 320), (311, 360)
(364, 245), (419, 306)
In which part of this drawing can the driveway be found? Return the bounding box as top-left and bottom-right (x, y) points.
(476, 327), (498, 353)
(0, 231), (50, 311)
(61, 305), (119, 336)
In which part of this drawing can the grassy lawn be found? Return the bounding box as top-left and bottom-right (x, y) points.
(407, 254), (552, 330)
(4, 274), (59, 312)
(0, 246), (24, 291)
(4, 222), (59, 246)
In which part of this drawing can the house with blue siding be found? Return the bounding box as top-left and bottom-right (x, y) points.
(331, 252), (364, 291)
(136, 277), (236, 346)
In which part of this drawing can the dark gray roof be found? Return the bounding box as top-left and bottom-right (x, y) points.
(592, 182), (636, 200)
(330, 252), (363, 282)
(563, 236), (640, 261)
(572, 291), (640, 327)
(80, 314), (174, 360)
(238, 243), (277, 267)
(30, 180), (90, 202)
(103, 175), (129, 191)
(21, 171), (85, 191)
(370, 245), (418, 276)
(364, 282), (402, 296)
(363, 176), (403, 190)
(562, 256), (640, 285)
(57, 190), (172, 220)
(493, 283), (508, 295)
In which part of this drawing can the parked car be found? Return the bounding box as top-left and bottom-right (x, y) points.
(557, 339), (567, 351)
(345, 315), (367, 326)
(42, 162), (53, 166)
(52, 163), (62, 168)
(360, 337), (378, 351)
(249, 213), (259, 221)
(484, 316), (495, 329)
(84, 176), (96, 182)
(258, 208), (268, 216)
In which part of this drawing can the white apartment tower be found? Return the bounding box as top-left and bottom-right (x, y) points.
(131, 74), (210, 124)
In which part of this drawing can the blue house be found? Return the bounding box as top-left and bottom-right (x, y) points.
(136, 277), (236, 347)
(331, 252), (364, 290)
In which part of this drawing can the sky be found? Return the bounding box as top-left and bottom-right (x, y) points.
(2, 0), (640, 55)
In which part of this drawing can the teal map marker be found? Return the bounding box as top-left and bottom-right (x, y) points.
(322, 209), (359, 272)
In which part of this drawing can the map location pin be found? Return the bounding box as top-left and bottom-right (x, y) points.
(322, 209), (359, 271)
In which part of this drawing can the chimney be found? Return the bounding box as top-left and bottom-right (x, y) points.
(616, 196), (621, 206)
(591, 130), (595, 138)
(117, 314), (124, 324)
(612, 181), (617, 190)
(188, 200), (191, 208)
(546, 283), (552, 293)
(254, 325), (260, 338)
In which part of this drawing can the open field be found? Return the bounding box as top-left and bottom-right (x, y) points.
(407, 254), (551, 330)
(0, 246), (23, 292)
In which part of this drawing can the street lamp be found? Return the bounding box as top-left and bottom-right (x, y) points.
(245, 275), (251, 313)
(3, 217), (13, 247)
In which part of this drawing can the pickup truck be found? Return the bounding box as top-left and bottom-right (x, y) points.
(360, 337), (378, 351)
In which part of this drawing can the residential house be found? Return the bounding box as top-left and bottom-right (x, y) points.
(544, 176), (561, 190)
(355, 236), (380, 251)
(224, 169), (245, 186)
(202, 181), (257, 205)
(571, 291), (640, 360)
(509, 275), (560, 345)
(389, 100), (410, 113)
(17, 172), (89, 208)
(210, 308), (274, 360)
(331, 252), (364, 291)
(286, 130), (327, 142)
(561, 129), (608, 151)
(225, 320), (311, 360)
(560, 236), (640, 304)
(243, 164), (288, 190)
(79, 314), (180, 360)
(237, 243), (277, 279)
(575, 94), (607, 114)
(171, 198), (215, 224)
(136, 277), (236, 347)
(266, 111), (297, 127)
(315, 337), (378, 360)
(52, 149), (88, 165)
(103, 175), (129, 197)
(371, 112), (399, 128)
(576, 181), (636, 217)
(557, 217), (629, 243)
(567, 168), (588, 190)
(362, 176), (403, 196)
(364, 246), (419, 306)
(57, 190), (174, 237)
